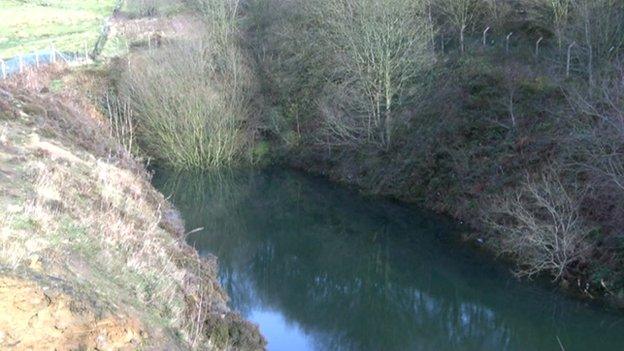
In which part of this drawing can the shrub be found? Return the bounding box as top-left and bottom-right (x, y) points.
(120, 37), (255, 170)
(565, 62), (624, 265)
(104, 92), (135, 156)
(483, 167), (593, 279)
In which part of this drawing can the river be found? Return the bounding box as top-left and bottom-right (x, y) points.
(153, 168), (624, 351)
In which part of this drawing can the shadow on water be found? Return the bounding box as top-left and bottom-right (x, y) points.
(152, 168), (624, 351)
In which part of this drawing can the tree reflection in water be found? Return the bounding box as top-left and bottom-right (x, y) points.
(154, 168), (624, 351)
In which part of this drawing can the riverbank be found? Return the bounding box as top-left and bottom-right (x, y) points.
(285, 133), (624, 308)
(0, 68), (264, 349)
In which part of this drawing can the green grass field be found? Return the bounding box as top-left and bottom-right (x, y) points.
(0, 0), (117, 59)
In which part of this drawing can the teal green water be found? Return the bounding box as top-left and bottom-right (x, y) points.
(153, 168), (624, 351)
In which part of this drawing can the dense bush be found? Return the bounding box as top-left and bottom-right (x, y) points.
(125, 0), (165, 17)
(120, 38), (255, 170)
(120, 0), (259, 170)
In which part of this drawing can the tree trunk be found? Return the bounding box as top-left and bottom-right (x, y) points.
(583, 4), (594, 87)
(460, 25), (466, 53)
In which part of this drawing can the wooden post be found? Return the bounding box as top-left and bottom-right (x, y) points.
(51, 47), (56, 63)
(506, 32), (513, 54)
(84, 42), (89, 61)
(535, 37), (544, 58)
(18, 54), (24, 73)
(147, 33), (151, 51)
(483, 27), (490, 46)
(35, 51), (40, 68)
(0, 59), (6, 79)
(567, 42), (577, 78)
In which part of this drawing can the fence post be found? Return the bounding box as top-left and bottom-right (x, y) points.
(147, 33), (151, 51)
(35, 51), (40, 68)
(483, 27), (490, 46)
(18, 54), (24, 73)
(0, 59), (6, 79)
(535, 37), (544, 58)
(51, 46), (56, 63)
(566, 42), (576, 78)
(506, 32), (513, 54)
(84, 42), (89, 61)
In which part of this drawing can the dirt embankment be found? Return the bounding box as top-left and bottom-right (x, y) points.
(0, 275), (144, 350)
(0, 69), (265, 350)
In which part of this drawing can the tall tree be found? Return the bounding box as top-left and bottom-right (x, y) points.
(313, 0), (435, 147)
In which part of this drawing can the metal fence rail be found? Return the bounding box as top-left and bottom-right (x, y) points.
(0, 46), (91, 79)
(0, 0), (124, 80)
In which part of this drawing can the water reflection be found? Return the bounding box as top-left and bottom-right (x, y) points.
(153, 169), (624, 351)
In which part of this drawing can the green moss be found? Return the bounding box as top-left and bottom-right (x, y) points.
(250, 140), (271, 164)
(11, 215), (39, 231)
(49, 79), (64, 93)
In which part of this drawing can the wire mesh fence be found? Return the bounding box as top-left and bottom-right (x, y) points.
(0, 46), (93, 79)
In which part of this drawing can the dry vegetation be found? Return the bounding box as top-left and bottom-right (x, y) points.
(107, 0), (624, 302)
(0, 67), (264, 350)
(242, 0), (624, 300)
(483, 166), (593, 280)
(85, 0), (624, 306)
(6, 0), (624, 341)
(116, 0), (260, 170)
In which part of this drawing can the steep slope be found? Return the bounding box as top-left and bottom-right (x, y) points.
(0, 68), (265, 350)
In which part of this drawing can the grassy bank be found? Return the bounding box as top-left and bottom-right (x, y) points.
(0, 67), (264, 349)
(0, 1), (269, 348)
(0, 0), (119, 59)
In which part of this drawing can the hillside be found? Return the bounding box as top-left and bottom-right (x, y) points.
(0, 66), (264, 349)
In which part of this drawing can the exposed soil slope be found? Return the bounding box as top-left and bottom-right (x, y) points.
(0, 275), (144, 350)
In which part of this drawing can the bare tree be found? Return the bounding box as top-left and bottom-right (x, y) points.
(569, 64), (624, 191)
(501, 63), (531, 129)
(312, 0), (435, 148)
(529, 0), (624, 82)
(483, 167), (592, 280)
(527, 0), (572, 50)
(484, 0), (513, 32)
(435, 0), (482, 53)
